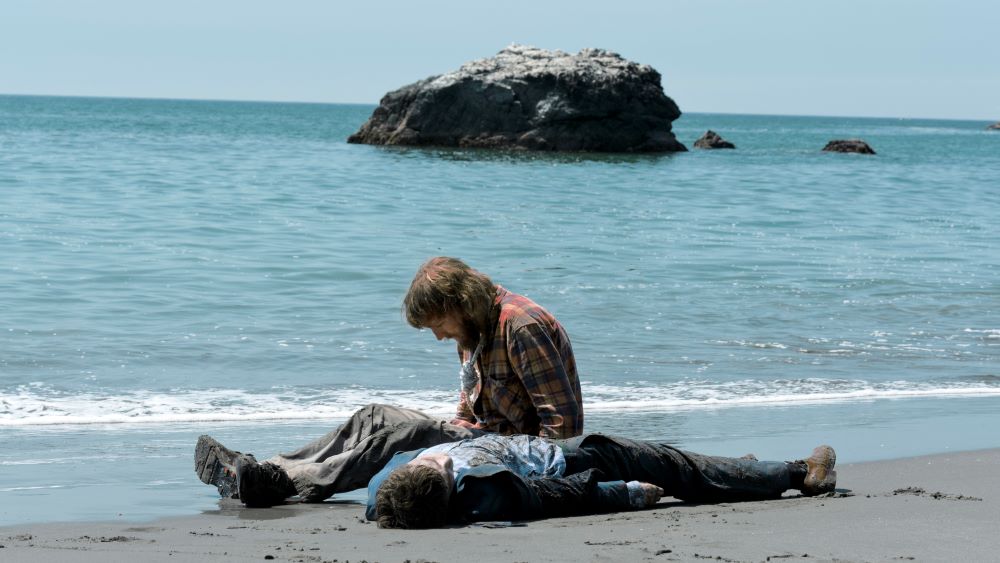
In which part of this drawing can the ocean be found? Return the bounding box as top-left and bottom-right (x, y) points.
(1, 94), (998, 526)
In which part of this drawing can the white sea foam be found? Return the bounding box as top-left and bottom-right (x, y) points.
(964, 328), (1000, 340)
(1, 459), (64, 466)
(3, 378), (999, 427)
(581, 384), (1000, 411)
(0, 485), (66, 492)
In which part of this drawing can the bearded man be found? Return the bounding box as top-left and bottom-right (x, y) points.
(195, 257), (583, 507)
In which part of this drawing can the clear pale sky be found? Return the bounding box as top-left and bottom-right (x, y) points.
(2, 0), (997, 120)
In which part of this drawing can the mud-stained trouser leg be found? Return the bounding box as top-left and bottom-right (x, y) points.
(563, 435), (792, 502)
(266, 403), (484, 501)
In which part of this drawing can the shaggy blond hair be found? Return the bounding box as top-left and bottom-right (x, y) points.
(402, 257), (496, 337)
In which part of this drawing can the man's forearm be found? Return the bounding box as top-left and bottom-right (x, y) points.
(521, 469), (641, 518)
(454, 390), (476, 424)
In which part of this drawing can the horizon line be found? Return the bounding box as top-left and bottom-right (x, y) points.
(2, 91), (997, 124)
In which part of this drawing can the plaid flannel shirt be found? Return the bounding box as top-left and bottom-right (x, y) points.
(455, 286), (583, 439)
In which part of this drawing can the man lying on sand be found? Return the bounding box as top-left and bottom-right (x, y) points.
(195, 256), (584, 507)
(367, 433), (837, 528)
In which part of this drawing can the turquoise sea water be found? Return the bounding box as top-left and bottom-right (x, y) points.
(1, 95), (998, 526)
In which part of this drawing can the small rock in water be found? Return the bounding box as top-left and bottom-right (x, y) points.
(822, 139), (876, 154)
(987, 121), (1000, 130)
(693, 130), (735, 149)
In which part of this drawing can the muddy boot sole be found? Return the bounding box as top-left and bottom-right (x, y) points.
(194, 435), (255, 499)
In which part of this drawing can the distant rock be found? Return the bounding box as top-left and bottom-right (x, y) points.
(988, 122), (1000, 130)
(693, 130), (735, 149)
(822, 139), (876, 155)
(348, 44), (687, 153)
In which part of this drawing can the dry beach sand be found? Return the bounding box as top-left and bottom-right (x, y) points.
(2, 448), (998, 562)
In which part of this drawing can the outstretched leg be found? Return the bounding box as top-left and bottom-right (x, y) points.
(282, 417), (483, 502)
(564, 435), (836, 503)
(267, 404), (438, 468)
(195, 404), (481, 505)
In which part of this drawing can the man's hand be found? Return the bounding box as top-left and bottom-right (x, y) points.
(448, 418), (483, 429)
(626, 481), (664, 508)
(639, 482), (664, 506)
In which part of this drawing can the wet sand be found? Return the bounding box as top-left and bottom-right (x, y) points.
(2, 448), (997, 562)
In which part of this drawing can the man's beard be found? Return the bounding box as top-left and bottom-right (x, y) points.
(457, 318), (481, 350)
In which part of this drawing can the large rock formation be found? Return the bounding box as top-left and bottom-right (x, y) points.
(348, 45), (687, 152)
(693, 130), (735, 149)
(822, 139), (876, 155)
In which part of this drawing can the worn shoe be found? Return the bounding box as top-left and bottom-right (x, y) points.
(236, 458), (297, 508)
(194, 435), (256, 499)
(801, 445), (837, 496)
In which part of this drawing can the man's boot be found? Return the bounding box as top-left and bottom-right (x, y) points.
(801, 445), (837, 496)
(194, 435), (257, 499)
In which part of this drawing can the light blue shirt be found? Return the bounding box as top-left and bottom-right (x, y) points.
(420, 434), (566, 481)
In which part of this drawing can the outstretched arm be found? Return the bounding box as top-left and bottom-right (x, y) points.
(523, 469), (663, 518)
(453, 468), (662, 524)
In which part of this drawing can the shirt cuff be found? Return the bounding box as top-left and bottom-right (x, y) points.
(626, 481), (646, 508)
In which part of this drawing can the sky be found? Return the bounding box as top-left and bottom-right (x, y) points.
(2, 0), (997, 120)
